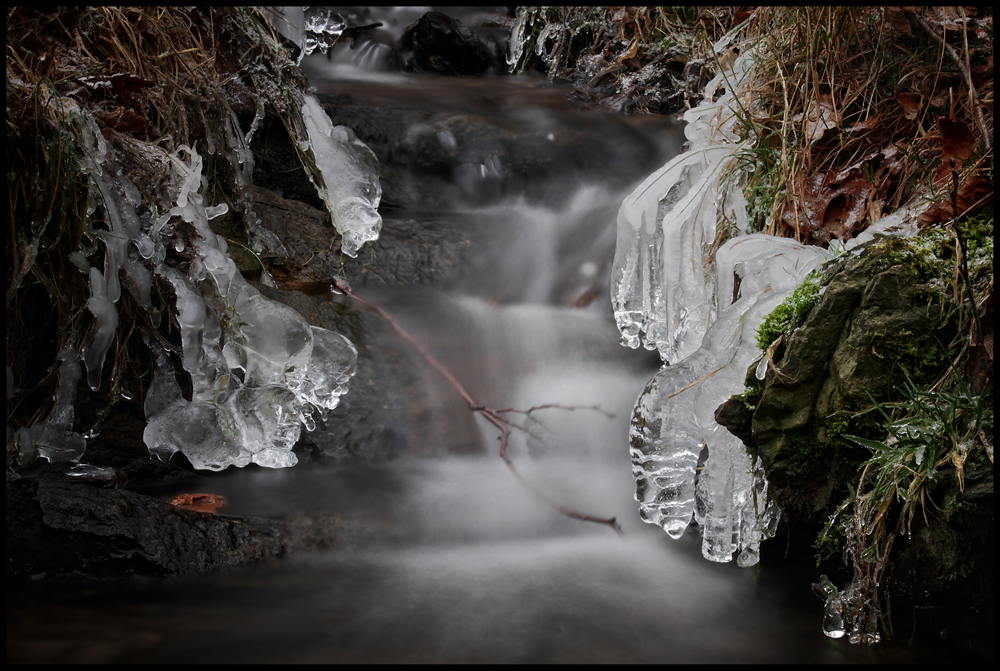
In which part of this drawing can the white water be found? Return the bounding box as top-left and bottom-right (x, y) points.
(8, 10), (933, 664)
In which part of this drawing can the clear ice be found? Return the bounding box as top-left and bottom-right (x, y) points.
(611, 27), (916, 564)
(266, 7), (346, 65)
(300, 94), (383, 258)
(13, 76), (367, 472)
(141, 144), (360, 470)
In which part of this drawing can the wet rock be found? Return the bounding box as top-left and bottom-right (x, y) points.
(248, 186), (475, 291)
(714, 395), (756, 450)
(6, 473), (286, 582)
(747, 241), (958, 522)
(395, 11), (499, 76)
(714, 238), (992, 642)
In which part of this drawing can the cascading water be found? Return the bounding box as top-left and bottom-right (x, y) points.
(10, 9), (936, 664)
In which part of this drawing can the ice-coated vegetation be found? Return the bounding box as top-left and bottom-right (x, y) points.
(9, 23), (375, 471)
(611, 27), (919, 564)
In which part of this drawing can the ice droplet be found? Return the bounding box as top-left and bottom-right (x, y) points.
(822, 600), (847, 639)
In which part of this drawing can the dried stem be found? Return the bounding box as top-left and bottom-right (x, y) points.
(949, 158), (986, 371)
(332, 277), (624, 536)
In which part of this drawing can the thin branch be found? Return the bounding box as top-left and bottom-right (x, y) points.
(331, 277), (624, 536)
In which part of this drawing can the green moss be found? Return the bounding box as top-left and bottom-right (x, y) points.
(728, 391), (758, 414)
(755, 269), (824, 351)
(879, 213), (994, 305)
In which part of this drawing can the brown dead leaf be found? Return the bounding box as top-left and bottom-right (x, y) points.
(896, 92), (923, 121)
(917, 173), (992, 227)
(928, 89), (949, 109)
(169, 493), (226, 514)
(845, 113), (883, 133)
(781, 172), (871, 242)
(93, 106), (147, 133)
(109, 72), (156, 96)
(924, 6), (972, 35)
(731, 10), (753, 26)
(933, 116), (976, 186)
(964, 289), (993, 394)
(795, 93), (841, 144)
(885, 7), (913, 35)
(615, 38), (639, 67)
(780, 146), (907, 242)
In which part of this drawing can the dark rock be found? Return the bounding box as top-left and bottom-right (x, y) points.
(6, 474), (286, 583)
(249, 113), (326, 210)
(396, 11), (497, 76)
(748, 242), (957, 522)
(729, 238), (991, 643)
(714, 397), (756, 449)
(248, 186), (476, 291)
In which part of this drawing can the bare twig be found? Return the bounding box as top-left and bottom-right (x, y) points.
(331, 276), (624, 536)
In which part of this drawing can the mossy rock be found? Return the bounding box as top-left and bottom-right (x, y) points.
(717, 235), (992, 643)
(746, 240), (960, 522)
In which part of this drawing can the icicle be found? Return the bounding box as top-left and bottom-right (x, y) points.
(506, 9), (529, 68)
(300, 94), (382, 257)
(615, 29), (842, 563)
(83, 267), (119, 391)
(630, 350), (720, 537)
(299, 8), (346, 64)
(14, 347), (88, 465)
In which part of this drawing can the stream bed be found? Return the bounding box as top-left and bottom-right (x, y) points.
(6, 9), (978, 664)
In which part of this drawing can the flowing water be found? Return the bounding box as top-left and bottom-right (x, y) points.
(7, 9), (975, 664)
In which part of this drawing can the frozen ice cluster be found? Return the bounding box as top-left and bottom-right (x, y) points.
(266, 7), (347, 65)
(266, 9), (382, 257)
(610, 29), (917, 564)
(141, 142), (358, 470)
(300, 94), (383, 258)
(13, 83), (373, 471)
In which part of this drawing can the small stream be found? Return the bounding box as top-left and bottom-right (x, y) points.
(7, 9), (970, 664)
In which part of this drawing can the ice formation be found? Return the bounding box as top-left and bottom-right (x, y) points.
(300, 94), (383, 257)
(140, 144), (360, 471)
(611, 28), (916, 564)
(13, 74), (369, 472)
(266, 7), (346, 65)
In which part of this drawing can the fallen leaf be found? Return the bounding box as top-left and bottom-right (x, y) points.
(780, 146), (906, 241)
(917, 173), (991, 227)
(885, 7), (914, 35)
(964, 289), (993, 394)
(615, 38), (639, 67)
(109, 73), (155, 95)
(927, 89), (949, 109)
(933, 116), (976, 186)
(845, 113), (883, 133)
(169, 493), (226, 514)
(923, 6), (971, 35)
(93, 106), (147, 133)
(896, 92), (923, 121)
(794, 93), (841, 144)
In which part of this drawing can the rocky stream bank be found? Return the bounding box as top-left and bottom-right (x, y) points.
(7, 6), (992, 655)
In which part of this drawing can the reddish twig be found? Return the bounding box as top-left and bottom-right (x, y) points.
(332, 276), (624, 536)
